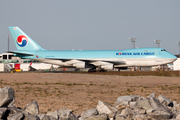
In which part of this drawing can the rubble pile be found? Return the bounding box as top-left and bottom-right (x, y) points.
(1, 87), (180, 120)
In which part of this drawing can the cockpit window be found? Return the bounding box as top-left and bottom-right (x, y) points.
(161, 49), (166, 51)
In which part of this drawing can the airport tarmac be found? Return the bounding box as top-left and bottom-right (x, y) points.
(0, 73), (180, 114)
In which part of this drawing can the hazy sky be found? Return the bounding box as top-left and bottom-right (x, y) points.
(0, 0), (180, 54)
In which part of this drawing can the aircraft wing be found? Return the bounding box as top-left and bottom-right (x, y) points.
(78, 59), (126, 65)
(46, 58), (126, 65)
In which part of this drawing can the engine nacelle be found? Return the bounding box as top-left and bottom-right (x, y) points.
(73, 62), (85, 68)
(100, 64), (114, 70)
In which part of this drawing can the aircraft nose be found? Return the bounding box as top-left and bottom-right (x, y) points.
(173, 57), (177, 61)
(171, 54), (177, 62)
(173, 54), (177, 59)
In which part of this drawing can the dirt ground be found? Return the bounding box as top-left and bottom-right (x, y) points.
(0, 72), (180, 115)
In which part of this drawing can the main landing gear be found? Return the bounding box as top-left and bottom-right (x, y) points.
(88, 67), (107, 72)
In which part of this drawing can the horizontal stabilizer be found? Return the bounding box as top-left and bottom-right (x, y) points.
(6, 51), (34, 56)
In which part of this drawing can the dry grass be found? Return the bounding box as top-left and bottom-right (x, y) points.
(86, 71), (180, 77)
(0, 72), (180, 114)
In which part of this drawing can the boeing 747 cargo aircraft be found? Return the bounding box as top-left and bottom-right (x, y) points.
(9, 26), (177, 72)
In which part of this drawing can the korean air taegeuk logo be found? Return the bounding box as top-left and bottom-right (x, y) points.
(16, 35), (28, 47)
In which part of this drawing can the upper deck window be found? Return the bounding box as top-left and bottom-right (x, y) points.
(161, 49), (166, 51)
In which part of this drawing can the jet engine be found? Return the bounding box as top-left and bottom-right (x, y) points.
(73, 62), (85, 68)
(100, 64), (114, 70)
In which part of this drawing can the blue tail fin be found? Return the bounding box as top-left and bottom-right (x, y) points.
(9, 26), (44, 51)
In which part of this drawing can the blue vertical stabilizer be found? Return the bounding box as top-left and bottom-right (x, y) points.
(9, 26), (44, 51)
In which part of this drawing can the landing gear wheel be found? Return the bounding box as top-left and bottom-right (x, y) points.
(98, 69), (107, 72)
(88, 69), (96, 72)
(88, 67), (97, 72)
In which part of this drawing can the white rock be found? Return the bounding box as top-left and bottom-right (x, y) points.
(147, 92), (156, 99)
(120, 108), (132, 117)
(96, 101), (117, 114)
(129, 101), (137, 109)
(176, 114), (180, 120)
(158, 95), (171, 105)
(133, 114), (148, 120)
(24, 101), (39, 115)
(0, 87), (15, 107)
(81, 108), (98, 119)
(115, 95), (139, 106)
(47, 111), (59, 119)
